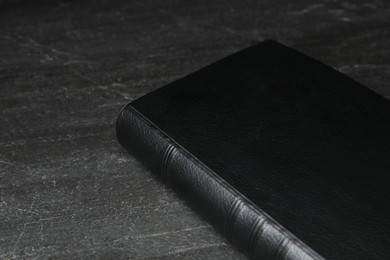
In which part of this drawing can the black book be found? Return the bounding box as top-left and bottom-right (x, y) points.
(116, 40), (390, 260)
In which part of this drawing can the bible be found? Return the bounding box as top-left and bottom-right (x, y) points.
(116, 40), (390, 259)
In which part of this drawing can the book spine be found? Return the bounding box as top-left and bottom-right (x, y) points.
(116, 104), (323, 260)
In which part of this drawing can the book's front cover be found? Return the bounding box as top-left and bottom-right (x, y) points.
(125, 41), (390, 259)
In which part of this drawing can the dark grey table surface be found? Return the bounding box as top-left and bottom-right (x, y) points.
(1, 0), (389, 259)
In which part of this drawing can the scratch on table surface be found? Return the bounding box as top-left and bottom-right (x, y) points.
(100, 225), (213, 246)
(11, 195), (37, 254)
(21, 216), (63, 225)
(97, 82), (133, 101)
(0, 160), (15, 166)
(1, 202), (39, 215)
(132, 225), (212, 239)
(1, 34), (91, 67)
(164, 242), (227, 256)
(136, 1), (246, 38)
(67, 66), (97, 85)
(0, 156), (37, 177)
(151, 5), (191, 31)
(337, 63), (390, 72)
(288, 4), (324, 15)
(0, 132), (103, 148)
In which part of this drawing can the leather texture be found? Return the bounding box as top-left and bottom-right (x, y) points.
(117, 40), (390, 260)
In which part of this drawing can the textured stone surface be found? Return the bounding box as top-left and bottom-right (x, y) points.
(0, 0), (389, 259)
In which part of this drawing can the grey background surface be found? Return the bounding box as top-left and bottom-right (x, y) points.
(0, 0), (389, 259)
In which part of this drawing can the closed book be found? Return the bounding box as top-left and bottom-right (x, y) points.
(116, 40), (390, 260)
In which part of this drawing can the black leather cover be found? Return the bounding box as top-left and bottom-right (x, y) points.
(116, 40), (390, 260)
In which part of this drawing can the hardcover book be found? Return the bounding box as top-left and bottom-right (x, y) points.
(116, 40), (390, 260)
